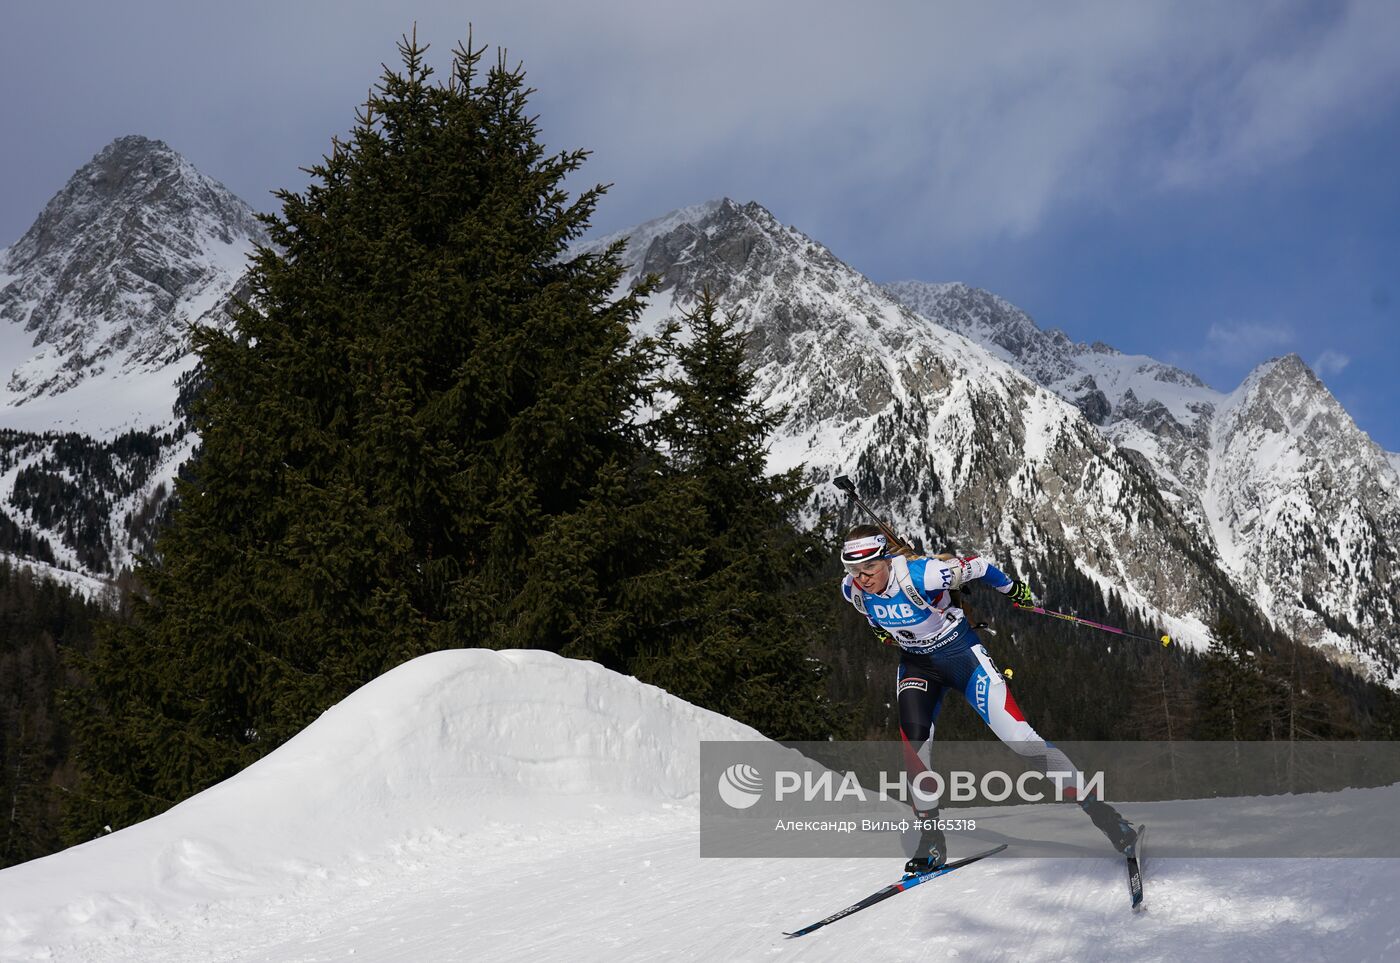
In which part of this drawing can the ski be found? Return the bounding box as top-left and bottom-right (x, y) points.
(1125, 824), (1147, 911)
(782, 844), (1008, 938)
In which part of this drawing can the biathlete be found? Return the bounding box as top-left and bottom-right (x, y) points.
(839, 524), (1137, 874)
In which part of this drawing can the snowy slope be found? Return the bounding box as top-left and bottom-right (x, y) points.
(578, 200), (1243, 649)
(0, 135), (263, 435)
(884, 280), (1400, 683)
(0, 553), (110, 600)
(2, 649), (1397, 962)
(0, 649), (764, 960)
(1207, 356), (1400, 680)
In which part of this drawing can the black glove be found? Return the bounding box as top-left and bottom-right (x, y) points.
(1006, 581), (1038, 606)
(872, 627), (895, 646)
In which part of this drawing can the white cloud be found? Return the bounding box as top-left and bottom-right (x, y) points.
(1313, 349), (1351, 376)
(1205, 320), (1295, 355)
(1170, 321), (1303, 390)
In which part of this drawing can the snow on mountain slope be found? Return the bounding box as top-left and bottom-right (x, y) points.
(0, 135), (264, 435)
(882, 280), (1222, 509)
(1207, 355), (1400, 680)
(580, 200), (1249, 648)
(0, 553), (110, 600)
(2, 648), (1397, 962)
(884, 280), (1400, 683)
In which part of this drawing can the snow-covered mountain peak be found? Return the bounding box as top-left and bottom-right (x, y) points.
(580, 197), (941, 382)
(583, 197), (727, 270)
(882, 280), (1074, 367)
(884, 275), (1399, 679)
(582, 201), (1243, 646)
(1217, 353), (1380, 464)
(881, 280), (1216, 430)
(1207, 353), (1400, 681)
(596, 198), (859, 314)
(1233, 351), (1314, 396)
(0, 135), (267, 427)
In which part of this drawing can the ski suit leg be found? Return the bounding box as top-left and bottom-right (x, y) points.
(956, 642), (1081, 797)
(896, 661), (946, 816)
(958, 640), (1135, 849)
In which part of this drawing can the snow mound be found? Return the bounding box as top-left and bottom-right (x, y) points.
(0, 649), (762, 952)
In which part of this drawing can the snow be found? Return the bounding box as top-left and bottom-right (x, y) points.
(3, 649), (1398, 962)
(581, 198), (726, 281)
(0, 138), (262, 438)
(1015, 385), (1064, 467)
(1071, 561), (1212, 651)
(0, 312), (36, 381)
(0, 351), (195, 435)
(1060, 349), (1221, 426)
(0, 551), (111, 600)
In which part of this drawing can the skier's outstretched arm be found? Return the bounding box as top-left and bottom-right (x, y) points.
(928, 555), (1037, 605)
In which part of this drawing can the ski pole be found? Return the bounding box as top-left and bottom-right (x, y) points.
(832, 475), (912, 552)
(1012, 603), (1172, 646)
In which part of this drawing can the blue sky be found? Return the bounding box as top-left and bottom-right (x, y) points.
(3, 1), (1397, 448)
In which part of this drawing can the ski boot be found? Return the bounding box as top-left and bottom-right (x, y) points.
(903, 816), (947, 876)
(1081, 797), (1137, 854)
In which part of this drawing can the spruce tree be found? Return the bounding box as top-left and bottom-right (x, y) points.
(1192, 619), (1274, 740)
(0, 562), (100, 866)
(636, 290), (851, 740)
(64, 32), (695, 837)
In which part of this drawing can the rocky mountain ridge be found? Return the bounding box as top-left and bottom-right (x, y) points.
(578, 199), (1275, 653)
(1, 140), (1395, 682)
(0, 136), (261, 578)
(0, 135), (264, 431)
(882, 279), (1400, 681)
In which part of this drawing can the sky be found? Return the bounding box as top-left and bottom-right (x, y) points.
(2, 0), (1398, 449)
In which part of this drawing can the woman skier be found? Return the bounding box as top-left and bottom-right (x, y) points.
(839, 524), (1138, 874)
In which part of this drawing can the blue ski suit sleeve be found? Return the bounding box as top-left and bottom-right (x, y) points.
(918, 555), (1015, 594)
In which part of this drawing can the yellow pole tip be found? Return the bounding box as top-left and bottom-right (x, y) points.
(1160, 635), (1172, 646)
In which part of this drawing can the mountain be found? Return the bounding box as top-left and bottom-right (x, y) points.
(881, 281), (1221, 509)
(578, 199), (1269, 651)
(0, 134), (265, 433)
(0, 136), (265, 577)
(1, 143), (1394, 681)
(1207, 355), (1400, 678)
(882, 281), (1400, 682)
(2, 648), (1396, 960)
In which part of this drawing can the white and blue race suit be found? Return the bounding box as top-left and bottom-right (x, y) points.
(841, 554), (1012, 657)
(841, 555), (1083, 815)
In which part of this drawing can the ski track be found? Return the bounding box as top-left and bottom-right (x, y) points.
(33, 815), (1400, 963)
